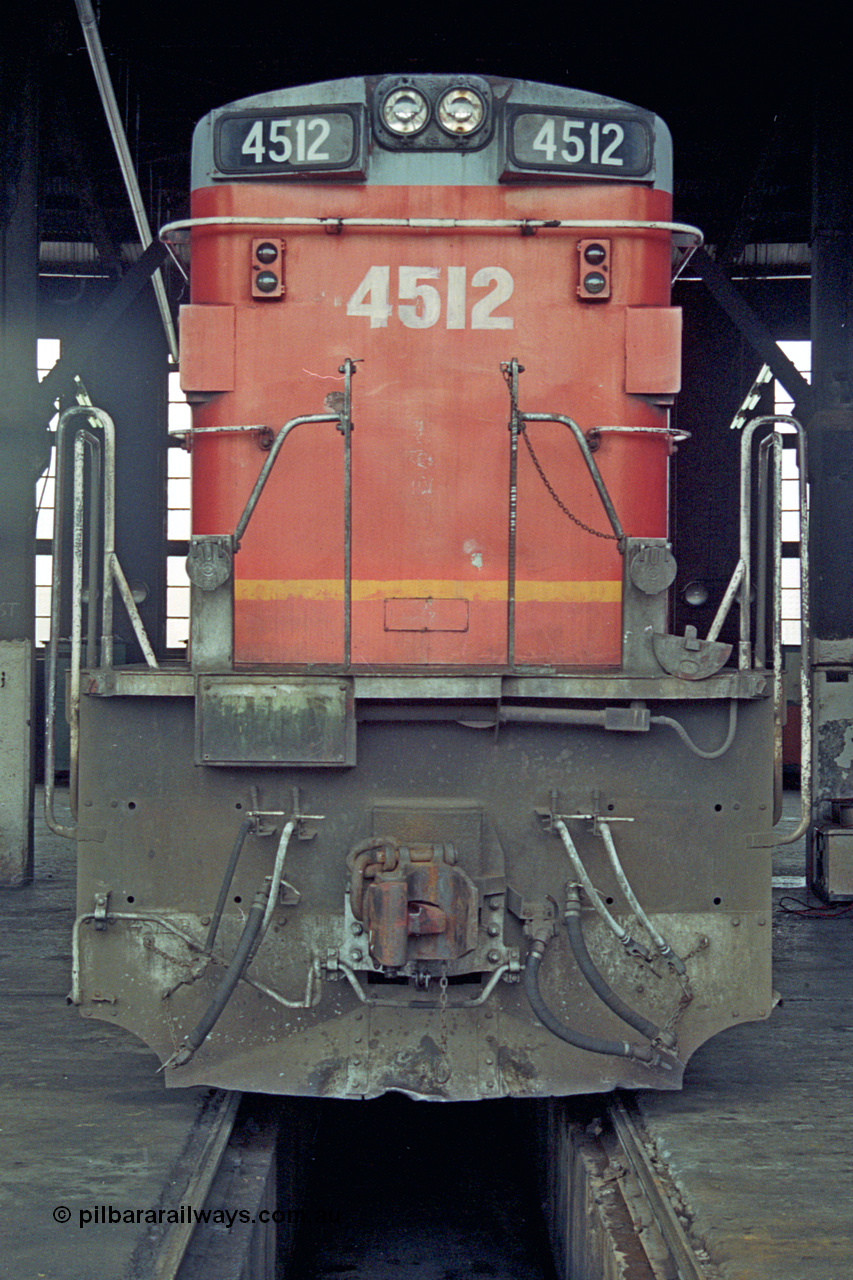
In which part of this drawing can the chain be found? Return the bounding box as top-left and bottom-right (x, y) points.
(521, 429), (619, 541)
(439, 963), (449, 1055)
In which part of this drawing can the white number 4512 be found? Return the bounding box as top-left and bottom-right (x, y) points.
(346, 266), (514, 330)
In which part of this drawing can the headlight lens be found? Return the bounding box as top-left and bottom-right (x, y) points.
(381, 88), (430, 135)
(437, 88), (485, 135)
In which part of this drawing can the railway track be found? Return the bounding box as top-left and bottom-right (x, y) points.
(540, 1093), (715, 1280)
(144, 1090), (712, 1280)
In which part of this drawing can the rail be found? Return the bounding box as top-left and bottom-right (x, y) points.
(161, 214), (702, 236)
(609, 1097), (709, 1280)
(152, 1091), (242, 1280)
(161, 215), (703, 282)
(45, 406), (159, 839)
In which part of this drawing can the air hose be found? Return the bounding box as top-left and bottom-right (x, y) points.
(563, 885), (675, 1049)
(523, 941), (655, 1064)
(168, 887), (267, 1069)
(206, 816), (254, 952)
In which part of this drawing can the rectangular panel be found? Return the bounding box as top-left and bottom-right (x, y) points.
(215, 108), (361, 176)
(384, 597), (469, 632)
(507, 109), (653, 178)
(179, 305), (235, 392)
(196, 676), (355, 765)
(625, 306), (682, 395)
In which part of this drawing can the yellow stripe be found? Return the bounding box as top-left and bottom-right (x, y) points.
(235, 579), (621, 604)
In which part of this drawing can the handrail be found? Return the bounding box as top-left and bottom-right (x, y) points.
(45, 406), (160, 840)
(232, 415), (340, 544)
(520, 413), (626, 542)
(161, 215), (704, 240)
(228, 359), (358, 665)
(501, 358), (625, 667)
(746, 416), (810, 846)
(709, 415), (810, 843)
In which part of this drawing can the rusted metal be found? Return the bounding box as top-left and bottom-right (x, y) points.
(359, 843), (478, 968)
(538, 1096), (711, 1280)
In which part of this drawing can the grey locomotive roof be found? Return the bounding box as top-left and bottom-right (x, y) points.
(191, 75), (673, 192)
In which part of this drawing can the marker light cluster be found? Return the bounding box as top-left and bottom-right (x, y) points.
(251, 239), (284, 299)
(577, 239), (611, 300)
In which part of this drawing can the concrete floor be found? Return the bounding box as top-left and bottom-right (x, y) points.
(0, 791), (215, 1280)
(636, 795), (853, 1280)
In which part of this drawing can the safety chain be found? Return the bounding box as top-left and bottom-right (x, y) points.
(439, 963), (449, 1054)
(521, 428), (619, 541)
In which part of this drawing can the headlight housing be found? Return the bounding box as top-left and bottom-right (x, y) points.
(381, 87), (430, 136)
(437, 88), (485, 136)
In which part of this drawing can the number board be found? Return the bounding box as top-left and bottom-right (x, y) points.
(215, 108), (361, 175)
(507, 110), (652, 177)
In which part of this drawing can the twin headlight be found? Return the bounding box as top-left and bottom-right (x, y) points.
(380, 85), (486, 138)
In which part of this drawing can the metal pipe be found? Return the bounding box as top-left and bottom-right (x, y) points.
(162, 215), (704, 239)
(46, 405), (160, 838)
(596, 823), (687, 976)
(501, 706), (609, 726)
(523, 941), (655, 1062)
(233, 414), (339, 545)
(746, 416), (810, 845)
(257, 818), (296, 945)
(563, 885), (672, 1045)
(99, 412), (115, 669)
(650, 698), (738, 760)
(334, 959), (511, 1008)
(341, 360), (356, 668)
(85, 435), (101, 669)
(109, 553), (158, 668)
(521, 414), (625, 542)
(553, 820), (650, 959)
(706, 558), (745, 644)
(46, 407), (115, 838)
(70, 433), (100, 819)
(70, 911), (319, 1010)
(45, 422), (73, 839)
(771, 434), (784, 817)
(754, 434), (773, 668)
(506, 358), (522, 666)
(74, 0), (178, 362)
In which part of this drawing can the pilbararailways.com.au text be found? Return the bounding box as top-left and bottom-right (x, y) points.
(53, 1204), (340, 1229)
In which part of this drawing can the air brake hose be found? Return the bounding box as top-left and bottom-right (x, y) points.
(523, 942), (655, 1064)
(563, 887), (676, 1049)
(169, 887), (267, 1068)
(206, 817), (254, 952)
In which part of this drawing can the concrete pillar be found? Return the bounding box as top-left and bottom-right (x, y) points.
(807, 79), (853, 896)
